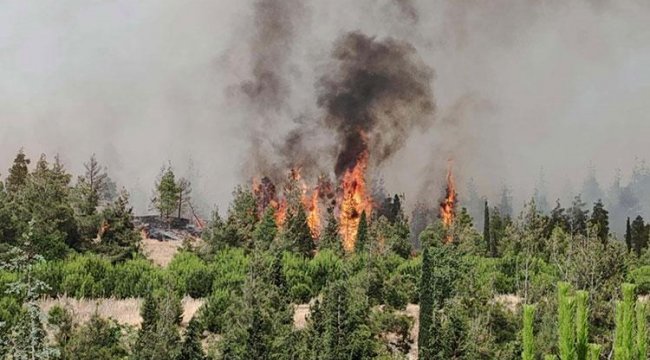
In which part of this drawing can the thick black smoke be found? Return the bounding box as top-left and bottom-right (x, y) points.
(317, 32), (435, 177)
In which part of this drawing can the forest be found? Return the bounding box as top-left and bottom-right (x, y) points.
(1, 149), (650, 360)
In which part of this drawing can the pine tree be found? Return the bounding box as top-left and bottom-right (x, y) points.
(418, 246), (434, 360)
(625, 217), (632, 253)
(98, 189), (140, 260)
(20, 155), (80, 258)
(134, 287), (182, 360)
(152, 166), (180, 220)
(483, 200), (491, 256)
(226, 185), (259, 248)
(2, 245), (58, 359)
(252, 206), (277, 251)
(77, 154), (108, 216)
(590, 200), (609, 247)
(5, 149), (30, 194)
(319, 206), (343, 255)
(176, 178), (192, 220)
(283, 204), (314, 257)
(355, 211), (369, 254)
(522, 304), (535, 360)
(569, 195), (589, 237)
(177, 317), (205, 360)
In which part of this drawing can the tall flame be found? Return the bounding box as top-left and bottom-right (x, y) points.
(339, 151), (372, 252)
(304, 189), (321, 238)
(439, 161), (457, 242)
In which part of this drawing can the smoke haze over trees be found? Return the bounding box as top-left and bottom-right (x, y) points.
(1, 0), (650, 224)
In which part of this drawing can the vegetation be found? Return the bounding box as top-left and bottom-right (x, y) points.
(1, 149), (650, 359)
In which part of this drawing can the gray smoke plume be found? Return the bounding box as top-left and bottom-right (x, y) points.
(318, 31), (435, 177)
(393, 0), (419, 23)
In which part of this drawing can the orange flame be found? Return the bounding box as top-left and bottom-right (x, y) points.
(439, 162), (457, 242)
(304, 189), (321, 238)
(339, 151), (372, 252)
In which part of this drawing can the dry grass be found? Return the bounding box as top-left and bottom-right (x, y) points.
(39, 296), (205, 327)
(140, 237), (184, 267)
(493, 294), (522, 312)
(293, 304), (310, 330)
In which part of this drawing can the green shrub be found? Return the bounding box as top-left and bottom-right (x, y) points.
(168, 251), (213, 298)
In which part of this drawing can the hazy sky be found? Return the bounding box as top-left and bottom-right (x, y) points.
(1, 0), (649, 213)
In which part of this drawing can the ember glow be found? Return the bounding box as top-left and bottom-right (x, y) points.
(338, 150), (373, 252)
(440, 162), (457, 239)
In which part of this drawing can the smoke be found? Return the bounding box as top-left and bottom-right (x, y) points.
(392, 0), (419, 23)
(1, 0), (650, 222)
(239, 0), (304, 112)
(318, 31), (435, 177)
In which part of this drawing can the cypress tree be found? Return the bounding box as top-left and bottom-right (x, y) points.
(355, 211), (368, 254)
(522, 304), (535, 360)
(631, 216), (648, 257)
(625, 217), (632, 253)
(483, 200), (491, 256)
(418, 246), (434, 360)
(575, 291), (588, 360)
(557, 282), (575, 360)
(636, 300), (647, 360)
(614, 283), (636, 360)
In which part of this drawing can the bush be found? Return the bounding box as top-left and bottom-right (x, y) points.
(308, 249), (344, 293)
(282, 252), (313, 303)
(168, 251), (213, 298)
(628, 266), (650, 294)
(112, 258), (161, 298)
(209, 247), (249, 295)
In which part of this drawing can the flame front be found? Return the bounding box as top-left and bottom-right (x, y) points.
(339, 151), (372, 252)
(439, 162), (457, 242)
(304, 189), (321, 238)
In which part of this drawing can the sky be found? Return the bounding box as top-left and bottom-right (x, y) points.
(0, 0), (649, 214)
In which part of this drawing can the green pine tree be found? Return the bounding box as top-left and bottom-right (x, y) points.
(319, 206), (343, 255)
(484, 200), (491, 256)
(252, 206), (277, 251)
(152, 165), (180, 220)
(283, 204), (314, 257)
(589, 200), (609, 246)
(355, 211), (369, 254)
(5, 149), (30, 194)
(625, 217), (632, 253)
(177, 317), (205, 360)
(418, 246), (434, 360)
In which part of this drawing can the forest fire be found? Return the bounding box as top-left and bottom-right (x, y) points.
(304, 190), (321, 238)
(439, 162), (457, 242)
(338, 151), (373, 252)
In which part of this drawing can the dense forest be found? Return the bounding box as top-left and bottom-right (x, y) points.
(1, 149), (650, 360)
